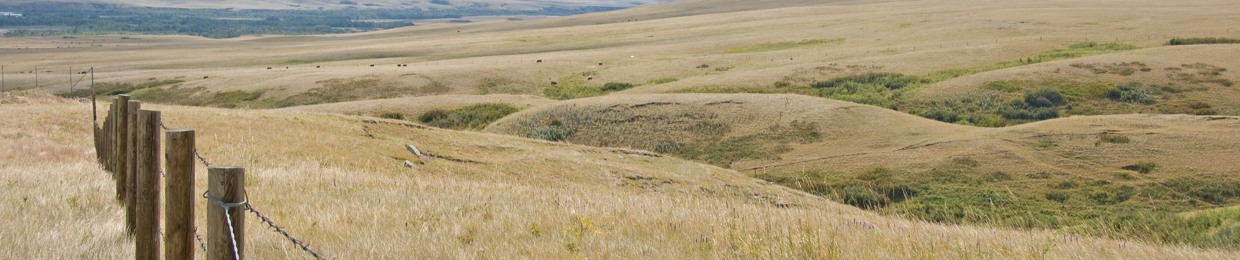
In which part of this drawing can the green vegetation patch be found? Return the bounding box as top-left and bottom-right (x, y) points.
(418, 103), (521, 130)
(756, 157), (1240, 248)
(543, 72), (638, 100)
(724, 38), (845, 54)
(810, 72), (925, 109)
(1168, 37), (1240, 46)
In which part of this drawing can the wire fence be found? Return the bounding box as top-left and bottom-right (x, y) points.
(89, 76), (326, 259)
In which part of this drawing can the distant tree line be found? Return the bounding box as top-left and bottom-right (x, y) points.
(0, 4), (621, 38)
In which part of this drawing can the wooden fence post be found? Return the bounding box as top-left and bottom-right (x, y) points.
(98, 101), (115, 173)
(208, 167), (245, 260)
(114, 95), (130, 201)
(165, 130), (195, 260)
(125, 99), (141, 235)
(135, 110), (161, 260)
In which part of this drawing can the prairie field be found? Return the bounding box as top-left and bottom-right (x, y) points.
(3, 0), (1240, 258)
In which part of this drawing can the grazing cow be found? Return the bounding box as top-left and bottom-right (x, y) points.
(316, 66), (321, 68)
(267, 67), (272, 70)
(536, 60), (543, 63)
(587, 77), (593, 81)
(370, 64), (375, 67)
(203, 76), (209, 79)
(598, 63), (604, 66)
(550, 81), (557, 85)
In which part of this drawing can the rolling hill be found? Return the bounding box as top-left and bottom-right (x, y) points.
(4, 94), (1239, 258)
(4, 0), (1240, 256)
(486, 93), (1240, 246)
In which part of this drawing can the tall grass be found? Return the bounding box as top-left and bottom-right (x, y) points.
(5, 101), (1235, 258)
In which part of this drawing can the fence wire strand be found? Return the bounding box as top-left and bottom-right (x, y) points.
(247, 204), (327, 260)
(193, 227), (208, 255)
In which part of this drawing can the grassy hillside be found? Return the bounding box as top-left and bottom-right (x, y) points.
(489, 93), (1240, 248)
(8, 94), (1240, 258)
(5, 0), (1240, 256)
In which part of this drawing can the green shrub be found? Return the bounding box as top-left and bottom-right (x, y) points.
(530, 126), (573, 142)
(1037, 139), (1058, 149)
(1168, 37), (1240, 45)
(1024, 89), (1066, 108)
(1108, 85), (1156, 104)
(842, 186), (885, 209)
(1089, 185), (1136, 204)
(922, 108), (962, 123)
(812, 72), (922, 90)
(600, 82), (635, 92)
(1000, 103), (1060, 120)
(418, 103), (521, 130)
(1099, 133), (1131, 144)
(379, 112), (404, 120)
(1045, 192), (1071, 203)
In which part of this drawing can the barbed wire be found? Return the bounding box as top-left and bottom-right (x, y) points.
(194, 149), (213, 168)
(247, 204), (327, 260)
(193, 227), (208, 254)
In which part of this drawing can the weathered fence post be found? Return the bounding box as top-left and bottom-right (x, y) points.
(114, 95), (130, 200)
(208, 167), (246, 260)
(165, 130), (195, 259)
(135, 110), (161, 260)
(125, 99), (141, 235)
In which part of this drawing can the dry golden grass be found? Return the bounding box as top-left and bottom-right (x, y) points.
(4, 0), (1240, 106)
(6, 0), (1240, 257)
(2, 95), (1238, 258)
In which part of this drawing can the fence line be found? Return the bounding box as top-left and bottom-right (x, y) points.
(91, 91), (326, 259)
